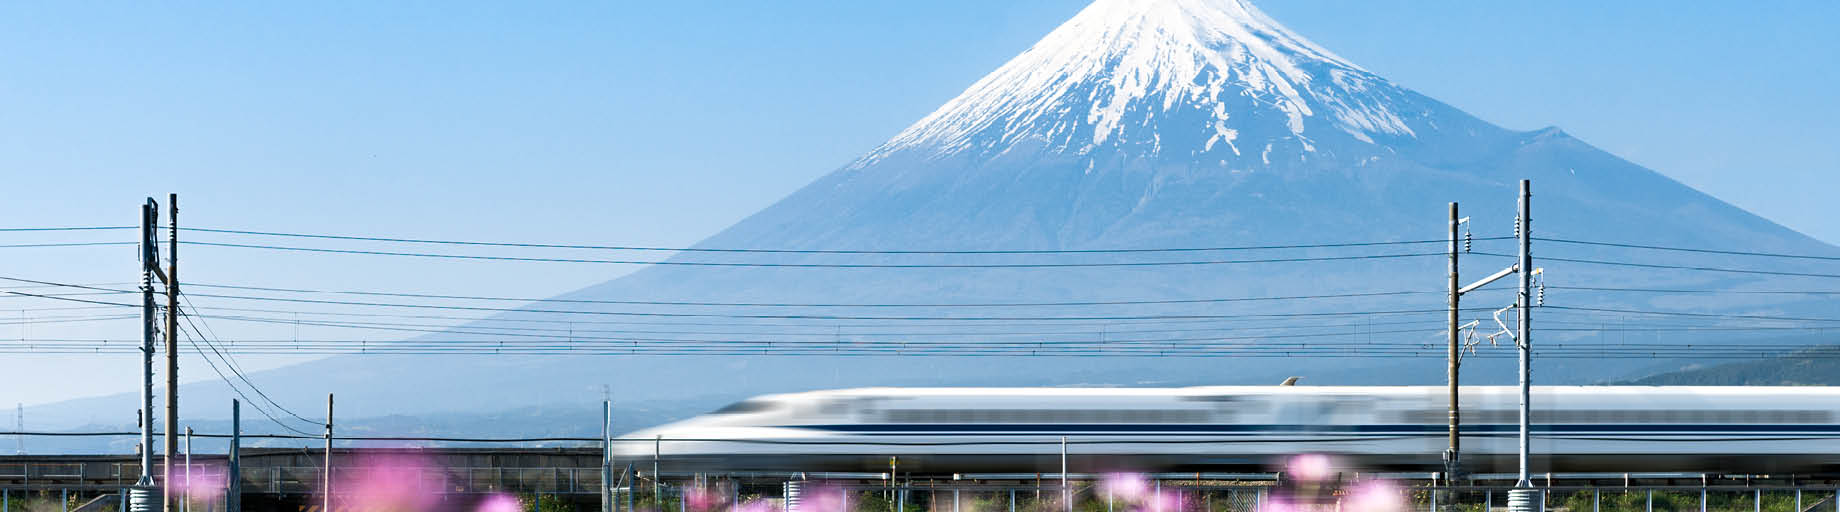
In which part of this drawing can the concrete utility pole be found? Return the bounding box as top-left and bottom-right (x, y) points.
(652, 435), (661, 504)
(1060, 437), (1070, 512)
(163, 194), (180, 512)
(603, 400), (613, 512)
(183, 427), (193, 512)
(228, 400), (240, 512)
(1446, 202), (1461, 484)
(324, 394), (334, 512)
(135, 197), (161, 512)
(1507, 180), (1538, 512)
(1515, 181), (1534, 482)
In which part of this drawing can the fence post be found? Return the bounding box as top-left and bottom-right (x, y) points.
(1701, 487), (1708, 512)
(1010, 488), (1016, 512)
(1594, 489), (1600, 512)
(1647, 490), (1653, 512)
(1755, 489), (1761, 512)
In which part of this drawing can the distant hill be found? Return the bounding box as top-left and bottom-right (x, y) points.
(1621, 345), (1840, 386)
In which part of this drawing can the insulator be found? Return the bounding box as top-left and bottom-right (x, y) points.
(1537, 281), (1546, 306)
(1463, 230), (1473, 253)
(1513, 217), (1522, 238)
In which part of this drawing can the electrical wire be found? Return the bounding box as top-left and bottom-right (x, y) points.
(175, 320), (321, 437)
(185, 241), (1446, 268)
(1472, 252), (1840, 279)
(0, 226), (134, 232)
(185, 226), (1495, 255)
(0, 242), (137, 249)
(1549, 286), (1840, 296)
(1537, 238), (1840, 262)
(184, 282), (1435, 308)
(179, 293), (325, 430)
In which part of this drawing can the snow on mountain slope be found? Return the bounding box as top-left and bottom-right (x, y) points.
(26, 0), (1840, 442)
(857, 0), (1419, 167)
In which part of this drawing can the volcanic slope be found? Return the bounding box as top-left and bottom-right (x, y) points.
(35, 0), (1838, 433)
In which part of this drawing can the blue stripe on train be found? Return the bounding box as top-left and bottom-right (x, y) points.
(789, 423), (1840, 435)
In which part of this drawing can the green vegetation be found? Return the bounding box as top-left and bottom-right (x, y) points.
(519, 492), (579, 512)
(1557, 490), (1830, 512)
(4, 490), (116, 512)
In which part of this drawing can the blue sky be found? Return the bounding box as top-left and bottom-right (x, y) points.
(2, 1), (1837, 409)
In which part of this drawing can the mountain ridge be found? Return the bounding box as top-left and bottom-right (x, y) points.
(21, 0), (1840, 450)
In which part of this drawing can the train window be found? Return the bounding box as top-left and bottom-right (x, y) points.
(880, 408), (1212, 423)
(1397, 409), (1833, 424)
(711, 399), (775, 415)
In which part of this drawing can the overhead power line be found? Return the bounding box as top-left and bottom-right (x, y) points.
(1472, 252), (1840, 279)
(1537, 238), (1840, 261)
(174, 319), (320, 437)
(186, 226), (1494, 255)
(0, 226), (135, 232)
(1546, 305), (1840, 323)
(178, 293), (323, 430)
(177, 291), (1482, 321)
(1550, 286), (1840, 296)
(185, 241), (1445, 268)
(0, 242), (137, 249)
(185, 282), (1434, 308)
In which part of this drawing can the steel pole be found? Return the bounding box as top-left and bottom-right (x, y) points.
(228, 400), (240, 512)
(1507, 181), (1537, 512)
(654, 435), (663, 505)
(323, 394), (333, 512)
(1517, 179), (1532, 486)
(184, 427), (192, 512)
(1060, 437), (1069, 512)
(607, 401), (614, 512)
(1446, 201), (1461, 484)
(164, 194), (179, 512)
(138, 200), (157, 490)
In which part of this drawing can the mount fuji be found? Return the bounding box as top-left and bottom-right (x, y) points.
(28, 0), (1839, 446)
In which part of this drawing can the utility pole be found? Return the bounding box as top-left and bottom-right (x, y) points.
(228, 400), (240, 512)
(324, 394), (334, 512)
(183, 427), (192, 512)
(1445, 202), (1461, 486)
(1507, 180), (1538, 512)
(136, 197), (162, 512)
(603, 400), (613, 512)
(163, 194), (180, 512)
(1059, 436), (1074, 512)
(652, 435), (661, 505)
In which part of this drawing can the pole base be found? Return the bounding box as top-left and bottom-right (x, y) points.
(1508, 489), (1540, 512)
(129, 485), (163, 512)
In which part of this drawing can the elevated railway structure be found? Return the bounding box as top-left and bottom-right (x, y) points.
(6, 448), (1840, 512)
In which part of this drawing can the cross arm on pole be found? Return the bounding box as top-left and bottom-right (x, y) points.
(1458, 264), (1518, 296)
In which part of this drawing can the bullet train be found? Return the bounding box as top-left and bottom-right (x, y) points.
(615, 385), (1840, 474)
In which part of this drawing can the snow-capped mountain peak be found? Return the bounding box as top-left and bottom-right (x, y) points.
(856, 0), (1423, 168)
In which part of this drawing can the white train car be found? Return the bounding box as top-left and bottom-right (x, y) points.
(614, 386), (1840, 473)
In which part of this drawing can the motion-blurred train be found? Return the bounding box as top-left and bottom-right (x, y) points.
(614, 386), (1840, 474)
